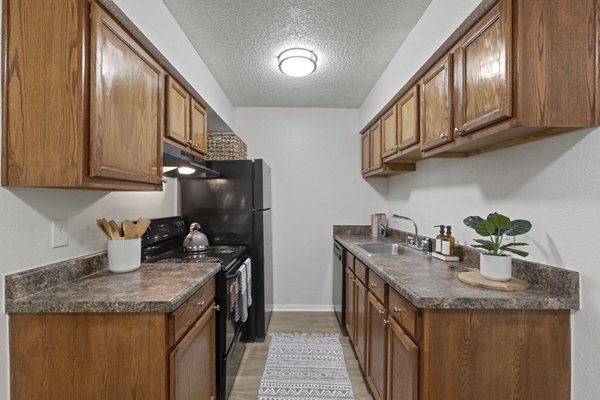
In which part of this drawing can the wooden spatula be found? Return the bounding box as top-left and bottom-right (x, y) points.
(134, 218), (151, 238)
(96, 220), (112, 240)
(122, 219), (137, 240)
(109, 220), (121, 239)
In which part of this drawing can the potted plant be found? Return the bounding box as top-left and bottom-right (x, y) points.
(463, 212), (532, 281)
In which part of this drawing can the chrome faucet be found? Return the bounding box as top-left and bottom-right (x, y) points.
(392, 214), (420, 249)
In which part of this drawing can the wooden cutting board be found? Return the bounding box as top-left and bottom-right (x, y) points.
(458, 271), (529, 292)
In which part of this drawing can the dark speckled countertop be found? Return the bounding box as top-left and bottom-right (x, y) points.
(5, 258), (220, 313)
(335, 234), (579, 310)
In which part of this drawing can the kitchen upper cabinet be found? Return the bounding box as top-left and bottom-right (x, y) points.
(2, 0), (163, 190)
(397, 86), (420, 150)
(381, 106), (398, 158)
(170, 303), (216, 400)
(89, 3), (164, 185)
(453, 0), (512, 135)
(361, 131), (371, 175)
(370, 121), (383, 171)
(420, 54), (454, 151)
(387, 318), (418, 400)
(367, 292), (388, 400)
(190, 98), (208, 155)
(166, 76), (192, 147)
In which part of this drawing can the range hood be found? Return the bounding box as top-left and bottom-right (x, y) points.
(162, 142), (220, 179)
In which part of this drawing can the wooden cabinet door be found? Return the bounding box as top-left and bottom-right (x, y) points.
(387, 318), (418, 400)
(454, 0), (512, 135)
(370, 121), (383, 171)
(367, 292), (388, 400)
(361, 132), (371, 175)
(190, 99), (208, 155)
(170, 305), (216, 400)
(345, 269), (356, 343)
(166, 76), (191, 147)
(420, 55), (453, 151)
(397, 86), (420, 150)
(89, 3), (164, 185)
(381, 106), (398, 158)
(354, 279), (368, 370)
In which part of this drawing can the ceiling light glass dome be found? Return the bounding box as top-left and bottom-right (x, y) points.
(277, 48), (317, 77)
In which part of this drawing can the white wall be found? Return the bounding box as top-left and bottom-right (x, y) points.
(235, 108), (387, 310)
(361, 0), (600, 398)
(112, 0), (235, 129)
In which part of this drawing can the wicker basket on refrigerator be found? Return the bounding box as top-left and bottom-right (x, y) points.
(207, 132), (248, 160)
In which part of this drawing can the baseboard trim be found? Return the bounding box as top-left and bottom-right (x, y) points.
(272, 304), (334, 312)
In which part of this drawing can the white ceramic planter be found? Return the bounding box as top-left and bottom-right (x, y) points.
(479, 253), (512, 281)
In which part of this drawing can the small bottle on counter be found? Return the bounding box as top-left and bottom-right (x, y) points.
(442, 225), (456, 257)
(434, 225), (445, 255)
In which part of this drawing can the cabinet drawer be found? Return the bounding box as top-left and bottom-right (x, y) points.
(169, 277), (215, 345)
(346, 252), (355, 271)
(389, 288), (418, 340)
(354, 259), (368, 285)
(368, 271), (387, 305)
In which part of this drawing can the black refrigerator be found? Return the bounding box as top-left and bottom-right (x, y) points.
(180, 159), (273, 341)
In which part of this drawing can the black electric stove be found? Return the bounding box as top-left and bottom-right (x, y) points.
(141, 217), (249, 400)
(141, 217), (245, 271)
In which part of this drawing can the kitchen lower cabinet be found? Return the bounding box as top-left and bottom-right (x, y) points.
(9, 278), (217, 400)
(345, 268), (356, 342)
(170, 304), (216, 400)
(354, 278), (368, 370)
(3, 0), (163, 190)
(367, 292), (388, 400)
(387, 318), (418, 400)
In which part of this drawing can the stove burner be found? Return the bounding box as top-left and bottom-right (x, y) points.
(155, 258), (183, 264)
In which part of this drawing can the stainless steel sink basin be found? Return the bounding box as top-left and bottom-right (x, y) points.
(357, 243), (426, 256)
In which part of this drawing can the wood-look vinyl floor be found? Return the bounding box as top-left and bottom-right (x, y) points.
(229, 312), (374, 400)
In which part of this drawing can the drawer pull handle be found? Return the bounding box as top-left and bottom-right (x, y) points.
(378, 309), (385, 316)
(440, 132), (448, 140)
(370, 283), (377, 289)
(454, 127), (464, 135)
(393, 306), (402, 313)
(197, 300), (205, 307)
(383, 319), (390, 326)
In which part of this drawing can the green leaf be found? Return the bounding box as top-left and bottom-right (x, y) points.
(503, 247), (529, 257)
(463, 216), (483, 229)
(505, 219), (532, 236)
(473, 239), (494, 246)
(488, 212), (510, 232)
(499, 242), (529, 249)
(475, 220), (497, 237)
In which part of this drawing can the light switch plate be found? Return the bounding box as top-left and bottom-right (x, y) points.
(51, 219), (69, 248)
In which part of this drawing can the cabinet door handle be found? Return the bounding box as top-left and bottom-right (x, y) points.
(383, 319), (390, 326)
(187, 139), (193, 146)
(393, 306), (402, 313)
(193, 144), (199, 149)
(440, 132), (448, 140)
(370, 283), (377, 289)
(453, 127), (464, 135)
(214, 304), (220, 311)
(197, 300), (205, 307)
(378, 309), (385, 316)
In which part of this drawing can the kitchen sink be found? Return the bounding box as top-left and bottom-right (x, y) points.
(357, 243), (426, 256)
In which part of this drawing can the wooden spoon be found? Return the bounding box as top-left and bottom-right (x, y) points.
(134, 218), (151, 238)
(122, 219), (136, 240)
(99, 218), (118, 240)
(109, 220), (121, 239)
(96, 220), (112, 240)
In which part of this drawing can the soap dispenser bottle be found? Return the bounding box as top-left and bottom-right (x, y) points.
(434, 225), (445, 254)
(442, 225), (456, 257)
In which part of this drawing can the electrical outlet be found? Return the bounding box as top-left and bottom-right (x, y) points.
(51, 219), (69, 248)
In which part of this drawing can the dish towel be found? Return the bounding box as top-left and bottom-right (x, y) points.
(236, 262), (249, 323)
(245, 258), (252, 307)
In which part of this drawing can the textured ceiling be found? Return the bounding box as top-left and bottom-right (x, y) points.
(162, 0), (432, 108)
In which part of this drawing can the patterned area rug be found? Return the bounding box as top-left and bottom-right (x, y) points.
(259, 333), (355, 400)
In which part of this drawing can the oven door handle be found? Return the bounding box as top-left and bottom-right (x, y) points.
(225, 270), (242, 280)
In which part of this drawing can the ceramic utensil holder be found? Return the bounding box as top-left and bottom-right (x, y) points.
(107, 238), (141, 273)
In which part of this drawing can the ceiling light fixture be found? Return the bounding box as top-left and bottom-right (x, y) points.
(277, 48), (317, 77)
